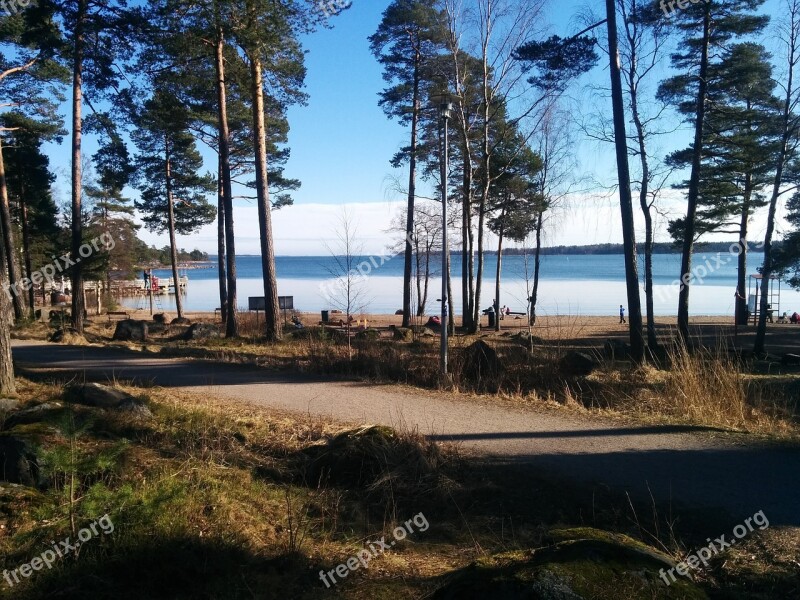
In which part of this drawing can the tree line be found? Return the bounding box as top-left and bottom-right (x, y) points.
(4, 0), (800, 397)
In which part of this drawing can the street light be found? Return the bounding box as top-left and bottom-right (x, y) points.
(431, 91), (460, 376)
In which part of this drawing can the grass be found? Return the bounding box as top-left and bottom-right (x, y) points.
(0, 379), (797, 598)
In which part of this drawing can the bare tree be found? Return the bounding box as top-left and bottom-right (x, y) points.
(755, 0), (800, 354)
(323, 213), (368, 357)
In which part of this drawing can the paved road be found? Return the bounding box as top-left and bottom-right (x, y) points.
(11, 340), (800, 527)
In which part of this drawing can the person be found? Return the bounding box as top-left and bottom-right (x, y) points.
(792, 312), (800, 325)
(143, 270), (149, 288)
(619, 305), (626, 324)
(505, 306), (511, 317)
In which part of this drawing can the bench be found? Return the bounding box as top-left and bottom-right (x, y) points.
(107, 311), (131, 322)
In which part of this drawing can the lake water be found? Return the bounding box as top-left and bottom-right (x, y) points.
(121, 252), (800, 317)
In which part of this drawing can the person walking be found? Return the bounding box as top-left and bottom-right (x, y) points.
(619, 305), (626, 324)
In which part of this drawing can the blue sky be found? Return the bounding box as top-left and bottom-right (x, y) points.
(40, 0), (786, 254)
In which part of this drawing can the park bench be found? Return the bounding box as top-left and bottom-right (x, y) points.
(107, 311), (131, 322)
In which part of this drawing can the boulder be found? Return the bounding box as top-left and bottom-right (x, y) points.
(559, 351), (600, 376)
(392, 327), (414, 342)
(49, 327), (80, 343)
(184, 322), (221, 341)
(3, 402), (64, 430)
(66, 383), (152, 417)
(431, 527), (707, 600)
(462, 340), (502, 385)
(153, 313), (169, 324)
(171, 317), (191, 325)
(0, 435), (41, 486)
(355, 329), (380, 341)
(113, 319), (149, 342)
(0, 398), (20, 412)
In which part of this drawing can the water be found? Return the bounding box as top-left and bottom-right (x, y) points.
(121, 252), (800, 317)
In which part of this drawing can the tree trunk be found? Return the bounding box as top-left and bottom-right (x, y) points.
(629, 58), (657, 349)
(20, 195), (35, 318)
(0, 138), (25, 320)
(754, 4), (797, 354)
(736, 180), (752, 327)
(494, 221), (504, 332)
(606, 0), (644, 362)
(164, 149), (183, 320)
(532, 210), (543, 318)
(70, 0), (87, 333)
(677, 2), (711, 344)
(402, 53), (421, 327)
(0, 251), (14, 395)
(217, 156), (227, 324)
(249, 54), (281, 341)
(421, 240), (431, 316)
(461, 138), (474, 331)
(214, 17), (238, 337)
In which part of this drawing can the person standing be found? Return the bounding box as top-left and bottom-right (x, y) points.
(619, 305), (626, 324)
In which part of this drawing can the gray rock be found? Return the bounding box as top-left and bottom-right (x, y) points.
(113, 319), (149, 342)
(3, 402), (63, 430)
(66, 383), (152, 418)
(171, 317), (191, 325)
(392, 327), (414, 341)
(0, 398), (20, 412)
(0, 435), (41, 486)
(462, 340), (503, 387)
(153, 313), (169, 324)
(559, 351), (600, 376)
(184, 322), (221, 341)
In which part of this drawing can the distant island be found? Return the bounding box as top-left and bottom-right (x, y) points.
(501, 241), (774, 256)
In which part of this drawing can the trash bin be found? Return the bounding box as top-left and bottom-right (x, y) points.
(321, 310), (329, 323)
(487, 311), (496, 328)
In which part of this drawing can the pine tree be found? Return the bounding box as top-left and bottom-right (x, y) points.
(132, 88), (216, 319)
(657, 0), (769, 342)
(370, 0), (446, 328)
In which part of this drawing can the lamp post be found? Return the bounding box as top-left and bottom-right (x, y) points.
(432, 91), (459, 376)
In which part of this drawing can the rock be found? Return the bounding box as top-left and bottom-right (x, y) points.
(113, 319), (149, 342)
(171, 317), (191, 325)
(462, 340), (502, 386)
(0, 435), (41, 486)
(66, 382), (134, 408)
(153, 313), (169, 324)
(49, 327), (79, 343)
(355, 329), (380, 341)
(3, 403), (64, 430)
(65, 383), (152, 417)
(559, 351), (600, 376)
(432, 527), (707, 600)
(603, 338), (630, 359)
(395, 309), (404, 315)
(392, 327), (414, 342)
(513, 331), (544, 346)
(0, 398), (20, 412)
(184, 322), (221, 341)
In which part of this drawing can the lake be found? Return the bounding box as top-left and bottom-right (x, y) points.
(121, 252), (800, 317)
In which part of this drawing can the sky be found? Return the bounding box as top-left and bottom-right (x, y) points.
(42, 0), (787, 255)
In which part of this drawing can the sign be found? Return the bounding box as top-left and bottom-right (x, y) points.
(248, 296), (266, 311)
(279, 296), (294, 310)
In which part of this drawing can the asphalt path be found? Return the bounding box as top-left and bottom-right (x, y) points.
(10, 340), (800, 527)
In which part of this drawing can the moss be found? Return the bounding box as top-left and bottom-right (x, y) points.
(432, 529), (708, 600)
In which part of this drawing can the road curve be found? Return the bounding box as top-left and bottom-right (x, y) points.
(10, 340), (800, 527)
